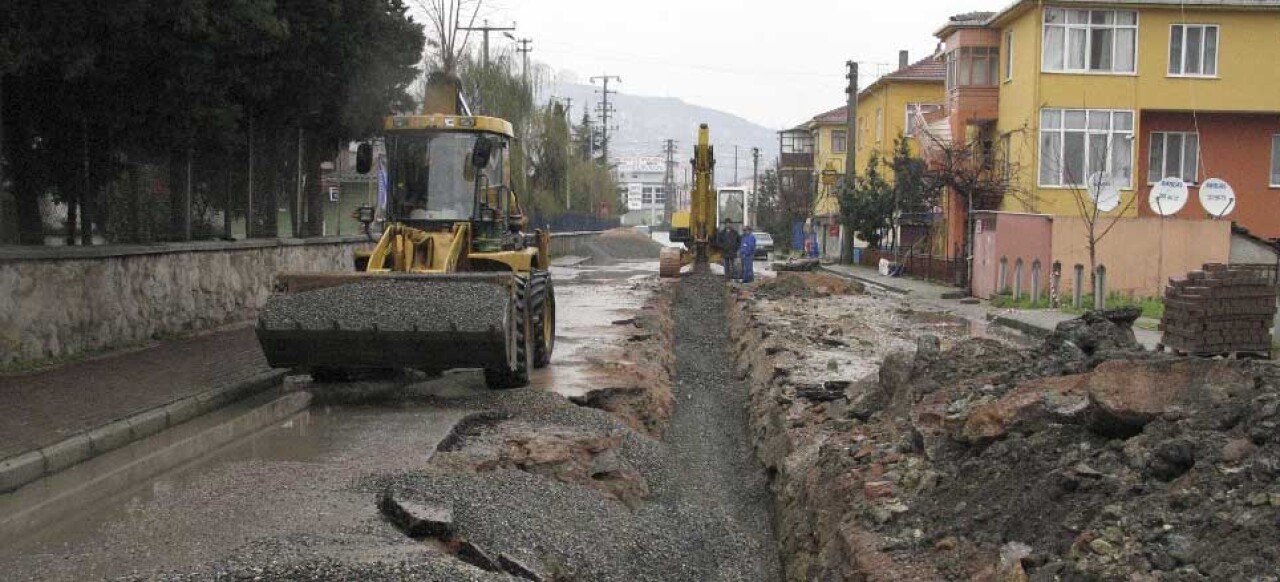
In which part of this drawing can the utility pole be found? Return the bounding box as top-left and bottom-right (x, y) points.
(513, 38), (533, 87)
(590, 74), (621, 166)
(751, 146), (760, 227)
(459, 20), (516, 67)
(841, 60), (859, 264)
(733, 145), (739, 186)
(663, 139), (678, 222)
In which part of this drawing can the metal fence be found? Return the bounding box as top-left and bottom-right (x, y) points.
(857, 247), (968, 288)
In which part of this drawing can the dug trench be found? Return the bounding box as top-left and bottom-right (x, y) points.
(731, 273), (1280, 581)
(362, 270), (781, 581)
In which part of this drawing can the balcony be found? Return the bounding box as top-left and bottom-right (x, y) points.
(943, 32), (1001, 126)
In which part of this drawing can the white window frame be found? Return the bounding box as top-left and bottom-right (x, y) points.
(875, 108), (884, 143)
(1038, 108), (1135, 189)
(1270, 135), (1280, 188)
(1042, 8), (1139, 75)
(1168, 24), (1219, 77)
(905, 103), (943, 138)
(1148, 132), (1200, 185)
(1004, 31), (1014, 81)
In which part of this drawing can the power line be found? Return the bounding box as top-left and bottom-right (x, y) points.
(457, 20), (517, 67)
(590, 74), (622, 165)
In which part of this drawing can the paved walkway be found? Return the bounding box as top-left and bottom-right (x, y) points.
(821, 263), (1162, 350)
(0, 325), (273, 460)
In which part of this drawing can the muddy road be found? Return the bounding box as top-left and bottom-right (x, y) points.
(0, 256), (782, 581)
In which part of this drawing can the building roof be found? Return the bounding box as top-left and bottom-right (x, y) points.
(987, 0), (1280, 27)
(810, 105), (848, 125)
(803, 56), (946, 128)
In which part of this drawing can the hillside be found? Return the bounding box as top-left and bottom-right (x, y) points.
(546, 82), (781, 186)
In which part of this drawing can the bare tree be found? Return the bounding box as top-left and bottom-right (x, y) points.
(914, 120), (1035, 265)
(420, 0), (483, 75)
(1055, 145), (1137, 294)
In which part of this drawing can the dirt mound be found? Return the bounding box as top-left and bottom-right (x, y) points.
(587, 228), (665, 262)
(734, 299), (1280, 580)
(754, 272), (864, 299)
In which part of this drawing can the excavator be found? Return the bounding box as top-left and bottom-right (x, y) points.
(255, 74), (555, 389)
(661, 123), (720, 278)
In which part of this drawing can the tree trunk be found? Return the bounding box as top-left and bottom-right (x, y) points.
(303, 132), (326, 237)
(80, 122), (93, 246)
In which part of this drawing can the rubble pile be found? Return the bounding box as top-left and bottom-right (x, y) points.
(754, 272), (865, 300)
(1161, 264), (1277, 355)
(586, 228), (666, 261)
(733, 286), (1280, 581)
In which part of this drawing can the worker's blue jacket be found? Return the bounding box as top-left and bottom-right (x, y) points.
(739, 232), (757, 259)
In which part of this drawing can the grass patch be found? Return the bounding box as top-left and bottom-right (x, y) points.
(990, 293), (1053, 310)
(1061, 293), (1164, 319)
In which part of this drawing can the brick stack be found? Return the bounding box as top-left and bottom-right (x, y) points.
(1161, 264), (1277, 355)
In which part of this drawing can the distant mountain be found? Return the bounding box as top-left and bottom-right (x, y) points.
(545, 82), (780, 187)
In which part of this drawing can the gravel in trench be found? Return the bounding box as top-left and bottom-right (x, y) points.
(373, 271), (782, 581)
(660, 271), (782, 581)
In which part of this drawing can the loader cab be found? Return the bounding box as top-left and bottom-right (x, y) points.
(371, 114), (519, 235)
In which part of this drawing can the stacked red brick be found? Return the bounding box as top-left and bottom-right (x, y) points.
(1161, 264), (1277, 355)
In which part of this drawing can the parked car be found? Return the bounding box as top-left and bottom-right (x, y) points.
(753, 232), (774, 259)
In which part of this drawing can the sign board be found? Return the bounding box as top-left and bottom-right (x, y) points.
(1198, 178), (1236, 218)
(1149, 177), (1189, 216)
(626, 183), (644, 211)
(1087, 172), (1121, 213)
(328, 186), (340, 202)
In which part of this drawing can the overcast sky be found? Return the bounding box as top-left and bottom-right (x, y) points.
(446, 0), (1012, 130)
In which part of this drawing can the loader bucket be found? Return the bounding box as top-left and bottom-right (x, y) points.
(255, 272), (519, 374)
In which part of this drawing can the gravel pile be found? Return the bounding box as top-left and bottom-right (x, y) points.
(587, 229), (665, 262)
(260, 279), (509, 333)
(354, 272), (781, 581)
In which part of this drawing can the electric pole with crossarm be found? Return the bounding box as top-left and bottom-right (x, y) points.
(458, 20), (516, 67)
(590, 74), (621, 166)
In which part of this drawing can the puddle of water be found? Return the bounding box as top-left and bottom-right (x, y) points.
(0, 395), (467, 579)
(532, 261), (657, 399)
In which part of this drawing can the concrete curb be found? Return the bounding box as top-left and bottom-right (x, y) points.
(0, 391), (312, 542)
(818, 266), (913, 295)
(989, 315), (1054, 339)
(0, 369), (286, 494)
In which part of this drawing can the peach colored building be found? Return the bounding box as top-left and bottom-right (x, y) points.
(972, 211), (1230, 298)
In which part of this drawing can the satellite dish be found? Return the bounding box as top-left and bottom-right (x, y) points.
(1087, 172), (1121, 213)
(1199, 178), (1236, 218)
(1149, 177), (1189, 216)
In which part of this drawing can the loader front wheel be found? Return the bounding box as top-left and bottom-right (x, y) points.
(484, 275), (533, 390)
(531, 270), (556, 368)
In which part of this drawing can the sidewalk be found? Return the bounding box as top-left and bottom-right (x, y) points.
(0, 325), (281, 489)
(821, 263), (1162, 349)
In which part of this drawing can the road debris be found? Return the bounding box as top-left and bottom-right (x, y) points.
(733, 280), (1280, 580)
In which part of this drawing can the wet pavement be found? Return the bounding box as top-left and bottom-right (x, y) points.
(531, 259), (661, 400)
(0, 257), (674, 580)
(0, 398), (469, 581)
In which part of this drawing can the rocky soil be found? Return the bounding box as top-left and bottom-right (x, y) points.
(733, 279), (1280, 581)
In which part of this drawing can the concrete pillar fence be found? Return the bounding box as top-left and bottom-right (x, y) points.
(998, 256), (1009, 295)
(1032, 259), (1043, 305)
(1073, 264), (1085, 310)
(1014, 258), (1024, 301)
(1094, 265), (1108, 311)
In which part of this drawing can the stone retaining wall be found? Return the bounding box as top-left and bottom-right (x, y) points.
(1, 232), (603, 366)
(0, 238), (373, 365)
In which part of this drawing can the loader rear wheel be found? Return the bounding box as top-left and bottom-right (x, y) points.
(531, 270), (556, 368)
(484, 275), (533, 390)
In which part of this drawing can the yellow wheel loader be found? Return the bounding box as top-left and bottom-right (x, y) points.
(255, 76), (555, 389)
